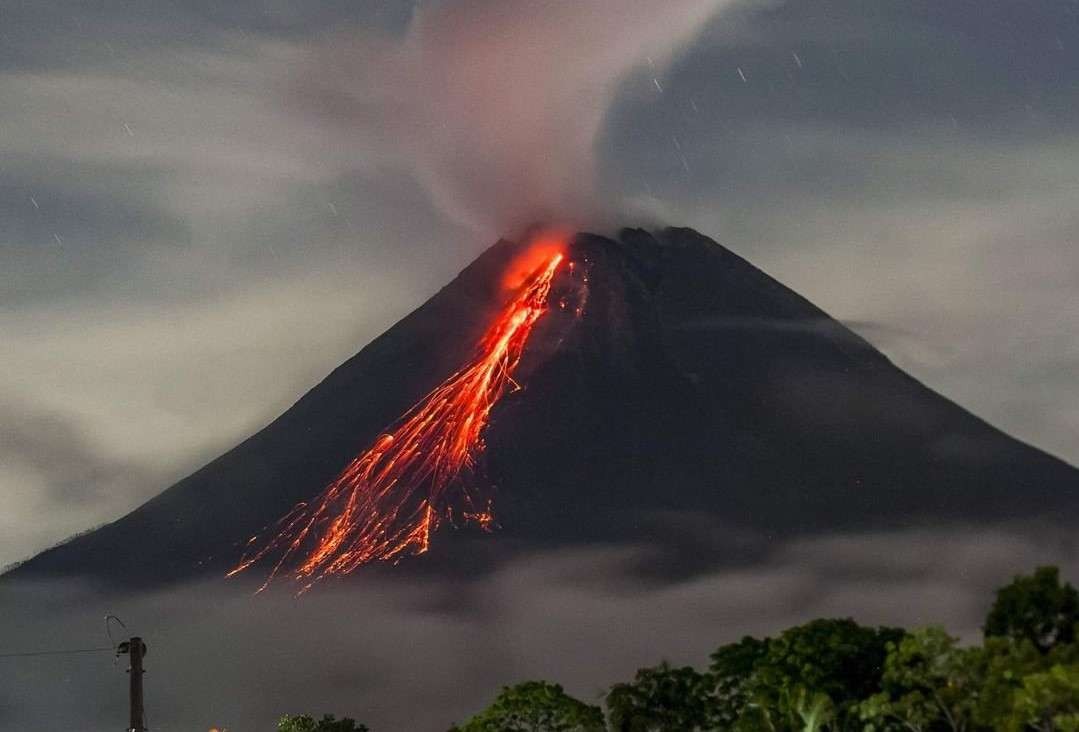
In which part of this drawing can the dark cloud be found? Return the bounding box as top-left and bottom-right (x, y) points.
(1, 528), (1076, 730)
(0, 400), (159, 505)
(0, 160), (187, 306)
(634, 0), (1079, 133)
(0, 400), (170, 570)
(0, 1), (413, 71)
(602, 0), (1079, 215)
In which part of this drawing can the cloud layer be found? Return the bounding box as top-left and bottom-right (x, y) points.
(2, 527), (1076, 731)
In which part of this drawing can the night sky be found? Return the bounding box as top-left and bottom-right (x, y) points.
(2, 2), (1078, 729)
(4, 0), (1078, 567)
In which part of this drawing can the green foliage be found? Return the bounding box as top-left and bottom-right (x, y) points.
(277, 714), (368, 732)
(739, 618), (904, 730)
(710, 635), (771, 726)
(606, 662), (722, 731)
(975, 636), (1049, 727)
(451, 680), (605, 732)
(858, 690), (934, 732)
(1005, 664), (1079, 732)
(985, 566), (1079, 654)
(786, 686), (835, 732)
(739, 684), (836, 732)
(857, 627), (984, 731)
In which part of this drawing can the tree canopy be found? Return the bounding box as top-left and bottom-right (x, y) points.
(606, 662), (722, 731)
(736, 618), (903, 731)
(985, 566), (1079, 654)
(277, 714), (368, 732)
(450, 680), (605, 732)
(710, 635), (770, 726)
(858, 626), (985, 732)
(1006, 663), (1079, 731)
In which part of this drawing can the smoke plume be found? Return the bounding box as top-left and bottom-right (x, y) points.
(296, 0), (750, 234)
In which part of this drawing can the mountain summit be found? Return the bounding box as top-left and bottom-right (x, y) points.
(9, 228), (1077, 586)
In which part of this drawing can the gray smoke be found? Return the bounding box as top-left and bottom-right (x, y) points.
(294, 0), (755, 234)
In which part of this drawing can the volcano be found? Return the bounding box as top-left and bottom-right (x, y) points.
(7, 228), (1078, 588)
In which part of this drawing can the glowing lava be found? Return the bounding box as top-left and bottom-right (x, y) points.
(229, 248), (565, 591)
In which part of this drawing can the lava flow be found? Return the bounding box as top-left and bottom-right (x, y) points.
(229, 247), (565, 591)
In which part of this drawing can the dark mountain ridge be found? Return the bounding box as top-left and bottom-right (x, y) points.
(8, 227), (1077, 587)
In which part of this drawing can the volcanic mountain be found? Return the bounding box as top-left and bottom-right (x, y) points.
(8, 228), (1078, 587)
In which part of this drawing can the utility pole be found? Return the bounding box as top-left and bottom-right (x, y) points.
(117, 636), (147, 731)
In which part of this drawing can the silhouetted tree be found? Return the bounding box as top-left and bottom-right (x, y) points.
(709, 635), (770, 726)
(450, 680), (605, 732)
(857, 627), (984, 732)
(278, 714), (368, 732)
(606, 661), (722, 731)
(985, 566), (1079, 654)
(739, 618), (904, 730)
(1005, 663), (1079, 731)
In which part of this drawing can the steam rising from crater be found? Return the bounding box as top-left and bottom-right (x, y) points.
(296, 0), (750, 234)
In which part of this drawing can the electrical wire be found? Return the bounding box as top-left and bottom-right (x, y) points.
(105, 614), (127, 650)
(0, 646), (114, 660)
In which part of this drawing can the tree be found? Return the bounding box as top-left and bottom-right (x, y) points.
(858, 690), (936, 732)
(787, 687), (835, 732)
(739, 618), (905, 730)
(974, 636), (1049, 729)
(277, 714), (368, 732)
(451, 681), (605, 732)
(986, 567), (1079, 654)
(710, 635), (770, 726)
(857, 627), (984, 732)
(1005, 664), (1079, 732)
(606, 662), (722, 731)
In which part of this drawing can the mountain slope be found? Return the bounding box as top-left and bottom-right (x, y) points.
(8, 228), (1077, 586)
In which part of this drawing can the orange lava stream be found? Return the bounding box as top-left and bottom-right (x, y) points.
(229, 250), (564, 591)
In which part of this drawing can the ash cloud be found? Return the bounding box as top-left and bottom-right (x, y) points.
(294, 0), (755, 234)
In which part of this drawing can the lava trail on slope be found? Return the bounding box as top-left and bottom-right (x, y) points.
(229, 248), (565, 591)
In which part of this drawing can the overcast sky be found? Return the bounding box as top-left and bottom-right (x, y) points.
(2, 0), (1078, 573)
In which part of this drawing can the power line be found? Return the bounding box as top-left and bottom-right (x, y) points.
(0, 646), (114, 660)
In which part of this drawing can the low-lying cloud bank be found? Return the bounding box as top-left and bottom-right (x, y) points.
(2, 526), (1076, 731)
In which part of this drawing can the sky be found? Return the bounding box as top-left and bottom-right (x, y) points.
(3, 0), (1078, 569)
(1, 1), (1078, 727)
